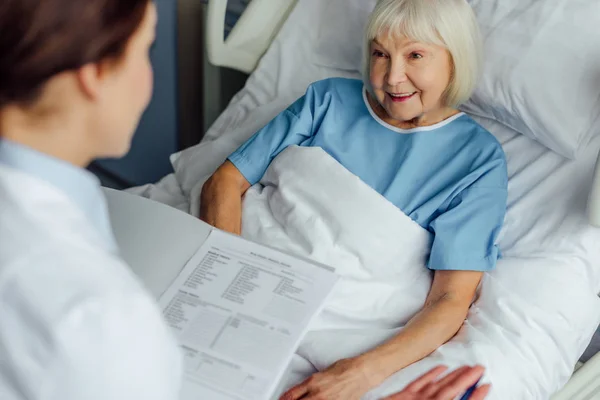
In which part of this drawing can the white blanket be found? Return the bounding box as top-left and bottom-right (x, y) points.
(243, 146), (433, 332)
(239, 146), (600, 400)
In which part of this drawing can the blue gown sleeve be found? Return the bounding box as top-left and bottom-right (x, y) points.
(227, 85), (321, 185)
(428, 172), (508, 272)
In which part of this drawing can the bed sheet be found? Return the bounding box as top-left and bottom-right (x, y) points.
(132, 0), (600, 396)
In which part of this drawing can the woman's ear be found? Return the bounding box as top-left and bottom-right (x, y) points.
(76, 63), (105, 101)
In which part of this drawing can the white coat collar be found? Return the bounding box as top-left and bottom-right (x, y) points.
(0, 139), (117, 251)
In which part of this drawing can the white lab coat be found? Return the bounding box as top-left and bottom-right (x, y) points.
(0, 164), (182, 400)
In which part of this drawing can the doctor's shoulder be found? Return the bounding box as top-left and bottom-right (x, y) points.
(0, 247), (181, 394)
(0, 244), (153, 324)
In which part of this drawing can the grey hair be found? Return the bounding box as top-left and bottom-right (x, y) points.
(362, 0), (483, 108)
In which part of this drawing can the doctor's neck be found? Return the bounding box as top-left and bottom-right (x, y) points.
(0, 100), (95, 167)
(0, 75), (101, 168)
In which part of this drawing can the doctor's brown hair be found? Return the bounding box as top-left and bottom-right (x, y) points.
(0, 0), (149, 108)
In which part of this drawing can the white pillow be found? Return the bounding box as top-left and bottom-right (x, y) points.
(313, 0), (376, 71)
(312, 0), (600, 159)
(461, 0), (600, 159)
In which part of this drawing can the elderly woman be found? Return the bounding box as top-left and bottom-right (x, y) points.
(202, 0), (506, 398)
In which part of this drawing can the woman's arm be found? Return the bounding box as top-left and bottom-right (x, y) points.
(200, 161), (251, 235)
(200, 83), (328, 234)
(281, 270), (483, 400)
(360, 270), (483, 384)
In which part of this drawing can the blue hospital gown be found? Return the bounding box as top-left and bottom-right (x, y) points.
(228, 78), (508, 271)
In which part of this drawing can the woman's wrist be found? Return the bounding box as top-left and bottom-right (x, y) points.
(199, 172), (243, 234)
(353, 350), (398, 388)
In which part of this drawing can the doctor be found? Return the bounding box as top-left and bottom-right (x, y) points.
(0, 0), (182, 399)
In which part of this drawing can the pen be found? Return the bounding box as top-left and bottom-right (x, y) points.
(459, 378), (481, 400)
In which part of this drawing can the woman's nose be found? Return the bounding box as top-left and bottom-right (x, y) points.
(387, 61), (408, 86)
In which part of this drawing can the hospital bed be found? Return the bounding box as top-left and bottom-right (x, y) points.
(115, 0), (600, 398)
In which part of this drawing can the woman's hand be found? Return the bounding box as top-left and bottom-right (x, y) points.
(384, 365), (490, 400)
(279, 357), (378, 400)
(200, 161), (250, 235)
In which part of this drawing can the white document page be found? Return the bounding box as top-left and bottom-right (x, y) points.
(159, 229), (338, 400)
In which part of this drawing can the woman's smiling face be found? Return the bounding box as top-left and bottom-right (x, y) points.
(369, 33), (453, 125)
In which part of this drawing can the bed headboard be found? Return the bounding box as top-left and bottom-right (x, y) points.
(589, 151), (600, 227)
(205, 0), (297, 73)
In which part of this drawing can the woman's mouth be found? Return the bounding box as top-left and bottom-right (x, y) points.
(387, 92), (416, 102)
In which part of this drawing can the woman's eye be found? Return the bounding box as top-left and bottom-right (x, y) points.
(410, 52), (423, 60)
(372, 50), (387, 58)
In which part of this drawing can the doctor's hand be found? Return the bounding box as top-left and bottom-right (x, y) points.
(383, 365), (490, 400)
(280, 357), (376, 400)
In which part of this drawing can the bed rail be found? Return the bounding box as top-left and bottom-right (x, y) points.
(206, 0), (297, 73)
(589, 150), (600, 227)
(551, 351), (600, 399)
